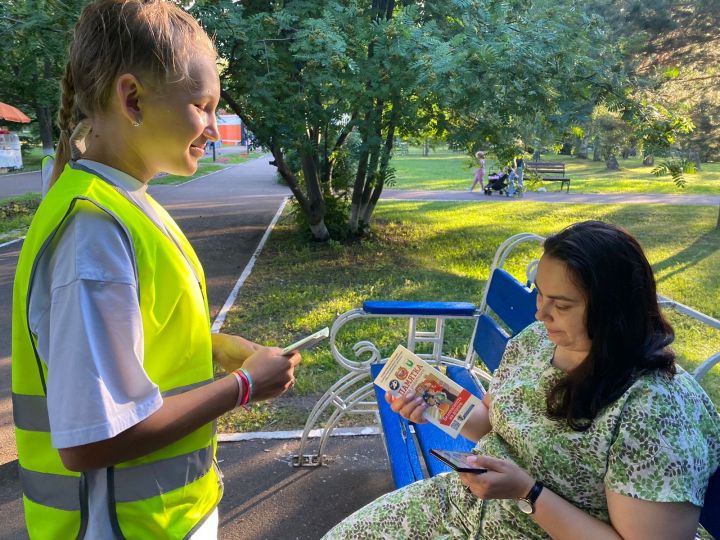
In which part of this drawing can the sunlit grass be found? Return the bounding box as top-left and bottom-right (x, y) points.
(220, 201), (720, 431)
(391, 151), (720, 194)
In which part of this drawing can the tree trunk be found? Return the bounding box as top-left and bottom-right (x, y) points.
(577, 139), (588, 159)
(300, 144), (330, 241)
(36, 106), (54, 154)
(642, 155), (654, 166)
(362, 99), (399, 225)
(39, 59), (55, 154)
(349, 137), (371, 234)
(592, 142), (602, 161)
(605, 155), (620, 170)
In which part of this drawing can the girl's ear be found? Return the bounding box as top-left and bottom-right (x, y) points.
(115, 73), (144, 126)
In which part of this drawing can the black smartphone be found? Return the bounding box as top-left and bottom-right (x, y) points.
(429, 449), (487, 474)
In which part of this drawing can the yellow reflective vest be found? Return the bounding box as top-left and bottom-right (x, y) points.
(12, 162), (222, 539)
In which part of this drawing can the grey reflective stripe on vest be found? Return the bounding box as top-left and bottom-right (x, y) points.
(19, 444), (213, 510)
(12, 393), (50, 432)
(113, 444), (214, 503)
(20, 467), (81, 511)
(12, 380), (213, 432)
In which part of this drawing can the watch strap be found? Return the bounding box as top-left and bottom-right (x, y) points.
(524, 480), (544, 507)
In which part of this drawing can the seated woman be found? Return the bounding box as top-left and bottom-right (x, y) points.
(323, 220), (720, 540)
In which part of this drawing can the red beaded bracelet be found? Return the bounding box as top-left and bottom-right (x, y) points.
(232, 369), (251, 408)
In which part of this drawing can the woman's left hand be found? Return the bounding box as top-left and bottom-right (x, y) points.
(458, 455), (535, 501)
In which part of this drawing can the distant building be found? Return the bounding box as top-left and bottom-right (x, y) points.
(217, 114), (245, 145)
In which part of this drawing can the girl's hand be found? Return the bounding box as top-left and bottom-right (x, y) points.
(212, 333), (260, 372)
(242, 346), (301, 401)
(385, 390), (428, 424)
(458, 455), (535, 501)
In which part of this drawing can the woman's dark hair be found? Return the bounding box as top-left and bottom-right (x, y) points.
(543, 221), (676, 431)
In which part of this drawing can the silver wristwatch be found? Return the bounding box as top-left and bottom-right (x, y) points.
(516, 481), (544, 515)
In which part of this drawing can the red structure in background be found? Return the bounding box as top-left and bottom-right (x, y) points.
(217, 114), (244, 145)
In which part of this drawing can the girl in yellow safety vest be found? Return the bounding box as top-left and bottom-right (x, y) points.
(11, 1), (300, 538)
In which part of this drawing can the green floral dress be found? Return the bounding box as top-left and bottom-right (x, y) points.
(323, 322), (720, 539)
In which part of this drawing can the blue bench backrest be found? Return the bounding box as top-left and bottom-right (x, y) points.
(473, 268), (537, 373)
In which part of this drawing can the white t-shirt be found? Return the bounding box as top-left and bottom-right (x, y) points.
(28, 160), (217, 539)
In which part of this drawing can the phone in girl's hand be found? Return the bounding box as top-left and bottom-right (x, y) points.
(281, 327), (330, 355)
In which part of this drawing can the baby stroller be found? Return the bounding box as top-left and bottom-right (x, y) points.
(484, 172), (508, 195)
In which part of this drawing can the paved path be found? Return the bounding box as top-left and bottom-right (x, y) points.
(383, 188), (720, 205)
(0, 171), (41, 199)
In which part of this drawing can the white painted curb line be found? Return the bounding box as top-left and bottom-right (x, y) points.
(173, 165), (234, 187)
(218, 426), (380, 442)
(0, 237), (24, 249)
(211, 196), (289, 333)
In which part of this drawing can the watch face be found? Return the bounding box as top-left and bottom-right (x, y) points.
(516, 498), (533, 514)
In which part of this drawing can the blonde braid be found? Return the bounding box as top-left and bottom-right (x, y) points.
(50, 62), (77, 186)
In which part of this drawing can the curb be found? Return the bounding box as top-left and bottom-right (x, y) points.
(0, 237), (24, 249)
(218, 426), (380, 442)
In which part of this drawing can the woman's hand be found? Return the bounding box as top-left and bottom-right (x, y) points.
(458, 455), (535, 501)
(242, 346), (301, 402)
(212, 333), (260, 372)
(385, 390), (428, 424)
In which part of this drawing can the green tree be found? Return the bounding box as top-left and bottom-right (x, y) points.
(196, 0), (629, 240)
(0, 0), (83, 152)
(587, 0), (720, 163)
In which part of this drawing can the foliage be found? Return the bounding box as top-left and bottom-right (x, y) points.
(651, 157), (697, 188)
(289, 194), (351, 242)
(588, 106), (635, 167)
(194, 0), (628, 241)
(0, 193), (41, 237)
(586, 0), (720, 161)
(0, 0), (84, 150)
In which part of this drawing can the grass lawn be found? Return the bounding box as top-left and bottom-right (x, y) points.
(391, 151), (720, 195)
(0, 193), (41, 241)
(19, 146), (45, 172)
(151, 151), (264, 185)
(152, 162), (226, 185)
(218, 201), (720, 432)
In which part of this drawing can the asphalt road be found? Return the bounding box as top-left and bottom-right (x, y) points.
(0, 170), (42, 200)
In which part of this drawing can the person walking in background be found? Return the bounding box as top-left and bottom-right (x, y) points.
(515, 155), (525, 191)
(11, 1), (300, 538)
(469, 151), (486, 192)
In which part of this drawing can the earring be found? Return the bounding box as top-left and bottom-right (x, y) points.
(132, 119), (142, 127)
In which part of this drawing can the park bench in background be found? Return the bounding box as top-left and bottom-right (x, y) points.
(293, 232), (720, 538)
(526, 161), (571, 192)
